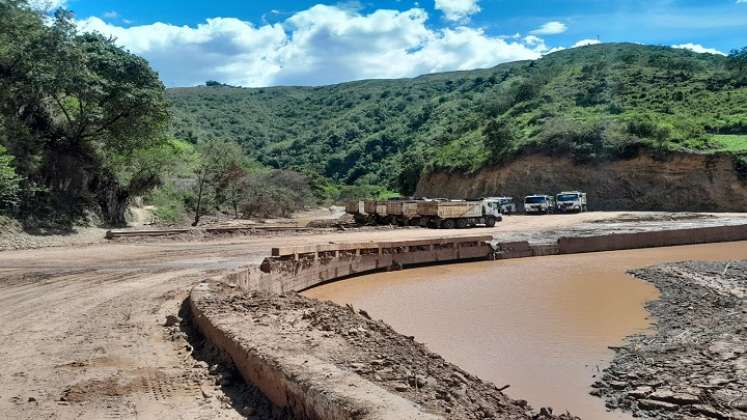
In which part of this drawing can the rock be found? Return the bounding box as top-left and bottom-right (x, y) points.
(608, 380), (629, 390)
(637, 399), (678, 411)
(692, 404), (725, 418)
(708, 341), (745, 361)
(649, 389), (699, 405)
(626, 386), (653, 398)
(393, 383), (409, 392)
(163, 315), (180, 327)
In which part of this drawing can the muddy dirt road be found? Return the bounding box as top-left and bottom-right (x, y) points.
(0, 212), (745, 419)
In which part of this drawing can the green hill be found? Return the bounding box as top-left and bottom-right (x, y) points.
(167, 43), (747, 196)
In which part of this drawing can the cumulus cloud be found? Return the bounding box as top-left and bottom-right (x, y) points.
(672, 43), (726, 55)
(434, 0), (481, 22)
(28, 0), (66, 11)
(530, 21), (567, 35)
(572, 39), (601, 48)
(78, 5), (546, 87)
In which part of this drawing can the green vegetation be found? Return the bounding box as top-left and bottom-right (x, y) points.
(0, 1), (169, 226)
(0, 1), (318, 226)
(169, 43), (747, 194)
(710, 135), (747, 152)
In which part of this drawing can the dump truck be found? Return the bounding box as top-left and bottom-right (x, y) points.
(524, 195), (555, 214)
(385, 200), (421, 226)
(416, 199), (502, 229)
(363, 200), (389, 224)
(344, 200), (368, 224)
(555, 191), (587, 213)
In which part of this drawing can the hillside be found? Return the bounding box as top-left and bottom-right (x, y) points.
(167, 43), (747, 196)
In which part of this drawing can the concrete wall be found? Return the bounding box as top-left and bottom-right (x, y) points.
(558, 224), (747, 254)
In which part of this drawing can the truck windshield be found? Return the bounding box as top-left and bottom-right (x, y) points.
(525, 196), (546, 204)
(557, 194), (579, 202)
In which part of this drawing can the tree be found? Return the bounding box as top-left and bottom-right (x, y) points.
(483, 119), (514, 163)
(190, 139), (245, 226)
(0, 2), (169, 226)
(0, 145), (20, 209)
(728, 47), (747, 77)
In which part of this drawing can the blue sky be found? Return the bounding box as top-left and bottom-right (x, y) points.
(42, 0), (747, 87)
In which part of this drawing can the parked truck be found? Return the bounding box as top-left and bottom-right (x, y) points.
(416, 198), (503, 229)
(490, 196), (516, 215)
(555, 191), (587, 213)
(524, 195), (555, 214)
(385, 200), (421, 226)
(344, 200), (368, 224)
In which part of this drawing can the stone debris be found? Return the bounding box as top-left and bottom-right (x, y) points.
(594, 261), (747, 419)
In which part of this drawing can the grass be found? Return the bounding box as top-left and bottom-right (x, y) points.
(710, 135), (747, 152)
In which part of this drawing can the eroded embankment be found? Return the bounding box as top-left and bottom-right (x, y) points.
(189, 235), (577, 419)
(594, 261), (747, 419)
(191, 285), (575, 419)
(416, 152), (747, 212)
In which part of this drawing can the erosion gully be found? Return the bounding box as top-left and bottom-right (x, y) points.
(304, 241), (747, 419)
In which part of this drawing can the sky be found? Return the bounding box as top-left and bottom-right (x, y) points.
(31, 0), (747, 88)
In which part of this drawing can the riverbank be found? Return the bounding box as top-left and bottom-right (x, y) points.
(594, 261), (747, 419)
(194, 285), (578, 419)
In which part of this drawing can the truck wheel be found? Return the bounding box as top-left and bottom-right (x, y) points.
(441, 219), (456, 229)
(456, 219), (468, 229)
(410, 217), (420, 227)
(427, 218), (439, 229)
(485, 216), (496, 227)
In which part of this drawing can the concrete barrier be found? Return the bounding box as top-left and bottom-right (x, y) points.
(557, 224), (747, 254)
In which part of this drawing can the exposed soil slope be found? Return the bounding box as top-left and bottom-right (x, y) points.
(417, 152), (747, 212)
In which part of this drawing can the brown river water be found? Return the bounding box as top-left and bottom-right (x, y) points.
(304, 241), (747, 419)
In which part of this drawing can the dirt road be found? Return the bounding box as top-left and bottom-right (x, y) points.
(0, 212), (745, 419)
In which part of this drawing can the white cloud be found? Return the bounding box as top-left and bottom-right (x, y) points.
(102, 11), (119, 19)
(572, 38), (601, 48)
(530, 21), (567, 35)
(672, 43), (726, 55)
(77, 5), (546, 87)
(434, 0), (481, 22)
(738, 0), (747, 4)
(28, 0), (66, 11)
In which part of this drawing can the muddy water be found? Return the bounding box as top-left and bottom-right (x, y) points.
(304, 241), (747, 419)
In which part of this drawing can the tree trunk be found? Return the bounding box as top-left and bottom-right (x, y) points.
(94, 175), (130, 227)
(192, 175), (205, 227)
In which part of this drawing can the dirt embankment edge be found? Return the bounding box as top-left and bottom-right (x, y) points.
(417, 152), (747, 212)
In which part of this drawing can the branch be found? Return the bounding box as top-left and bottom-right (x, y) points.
(51, 94), (75, 134)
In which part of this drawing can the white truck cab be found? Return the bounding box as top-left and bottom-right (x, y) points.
(524, 195), (555, 214)
(555, 191), (588, 213)
(486, 196), (517, 215)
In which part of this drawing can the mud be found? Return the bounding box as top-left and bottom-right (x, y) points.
(595, 261), (747, 419)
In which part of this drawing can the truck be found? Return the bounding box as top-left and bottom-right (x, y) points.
(344, 200), (368, 224)
(416, 198), (503, 229)
(524, 195), (555, 214)
(489, 196), (516, 215)
(363, 200), (389, 224)
(555, 191), (587, 213)
(385, 200), (421, 226)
